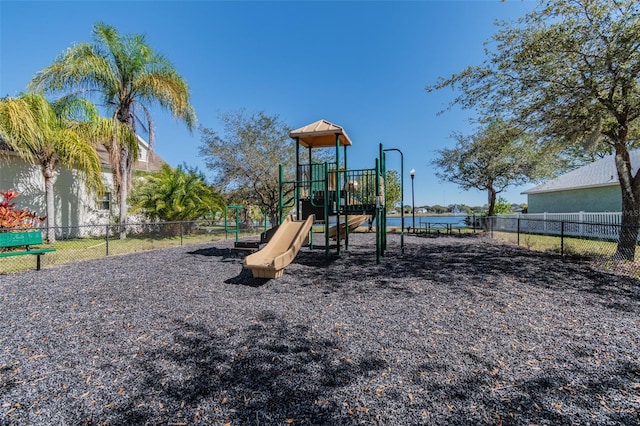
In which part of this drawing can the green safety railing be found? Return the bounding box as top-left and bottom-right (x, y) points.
(224, 205), (243, 242)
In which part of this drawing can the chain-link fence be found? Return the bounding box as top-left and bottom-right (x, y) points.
(485, 216), (640, 278)
(6, 215), (640, 278)
(0, 220), (264, 274)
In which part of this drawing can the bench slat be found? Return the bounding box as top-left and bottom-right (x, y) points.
(0, 248), (56, 257)
(0, 231), (44, 248)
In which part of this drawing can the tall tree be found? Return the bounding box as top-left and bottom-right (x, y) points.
(28, 22), (196, 238)
(427, 0), (640, 259)
(200, 110), (295, 225)
(432, 121), (558, 216)
(0, 93), (113, 243)
(129, 164), (224, 222)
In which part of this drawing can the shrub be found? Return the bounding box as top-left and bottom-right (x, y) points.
(0, 190), (45, 230)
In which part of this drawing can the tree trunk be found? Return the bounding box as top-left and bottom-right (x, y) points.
(269, 213), (278, 228)
(118, 145), (130, 240)
(42, 164), (56, 244)
(614, 149), (640, 260)
(487, 187), (497, 217)
(617, 200), (640, 261)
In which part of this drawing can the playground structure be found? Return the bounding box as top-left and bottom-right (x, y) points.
(244, 119), (397, 278)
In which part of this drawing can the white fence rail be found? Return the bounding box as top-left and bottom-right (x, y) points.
(498, 211), (621, 224)
(492, 212), (623, 241)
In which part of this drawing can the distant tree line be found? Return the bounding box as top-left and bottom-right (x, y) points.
(396, 199), (526, 216)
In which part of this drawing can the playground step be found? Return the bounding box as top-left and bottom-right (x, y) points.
(234, 241), (264, 251)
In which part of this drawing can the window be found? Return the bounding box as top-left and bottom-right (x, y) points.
(138, 146), (148, 162)
(98, 192), (111, 211)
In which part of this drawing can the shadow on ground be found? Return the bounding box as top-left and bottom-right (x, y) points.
(188, 246), (247, 260)
(107, 311), (389, 424)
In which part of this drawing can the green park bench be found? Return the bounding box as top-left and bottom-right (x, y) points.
(0, 231), (56, 271)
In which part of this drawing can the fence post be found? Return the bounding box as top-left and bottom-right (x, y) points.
(105, 224), (110, 256)
(517, 217), (521, 246)
(579, 211), (585, 237)
(180, 222), (183, 246)
(560, 221), (565, 256)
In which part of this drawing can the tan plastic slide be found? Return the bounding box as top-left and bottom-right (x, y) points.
(328, 215), (370, 240)
(244, 214), (315, 279)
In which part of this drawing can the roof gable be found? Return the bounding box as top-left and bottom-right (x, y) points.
(289, 119), (353, 148)
(523, 150), (640, 194)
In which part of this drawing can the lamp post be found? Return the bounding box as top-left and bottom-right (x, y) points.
(410, 168), (415, 233)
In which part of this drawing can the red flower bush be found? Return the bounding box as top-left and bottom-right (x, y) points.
(0, 190), (45, 230)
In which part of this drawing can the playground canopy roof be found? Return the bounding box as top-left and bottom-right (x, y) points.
(289, 119), (353, 148)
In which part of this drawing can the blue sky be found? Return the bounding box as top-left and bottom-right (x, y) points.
(1, 0), (537, 208)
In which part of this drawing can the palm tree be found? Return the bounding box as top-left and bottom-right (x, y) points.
(28, 22), (196, 238)
(129, 164), (224, 222)
(0, 93), (115, 243)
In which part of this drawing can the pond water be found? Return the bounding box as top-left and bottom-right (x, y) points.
(370, 215), (470, 228)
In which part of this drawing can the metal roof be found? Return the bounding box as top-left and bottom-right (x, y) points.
(289, 119), (353, 148)
(523, 150), (640, 194)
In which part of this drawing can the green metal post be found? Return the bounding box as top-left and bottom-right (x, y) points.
(279, 164), (284, 224)
(324, 162), (330, 260)
(235, 208), (240, 242)
(295, 137), (300, 220)
(399, 153), (404, 255)
(379, 144), (386, 254)
(225, 205), (244, 242)
(224, 206), (229, 240)
(335, 133), (341, 257)
(344, 143), (350, 251)
(309, 146), (312, 194)
(375, 158), (381, 265)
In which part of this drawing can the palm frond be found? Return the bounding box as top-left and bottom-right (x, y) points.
(55, 128), (104, 195)
(29, 43), (116, 97)
(135, 71), (196, 130)
(0, 96), (40, 162)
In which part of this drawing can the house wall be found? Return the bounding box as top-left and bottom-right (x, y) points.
(527, 185), (621, 213)
(0, 154), (114, 228)
(1, 135), (164, 233)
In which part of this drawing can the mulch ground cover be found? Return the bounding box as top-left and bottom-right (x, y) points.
(1, 232), (639, 425)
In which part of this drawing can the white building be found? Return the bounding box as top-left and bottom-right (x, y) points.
(523, 150), (637, 213)
(0, 137), (165, 229)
